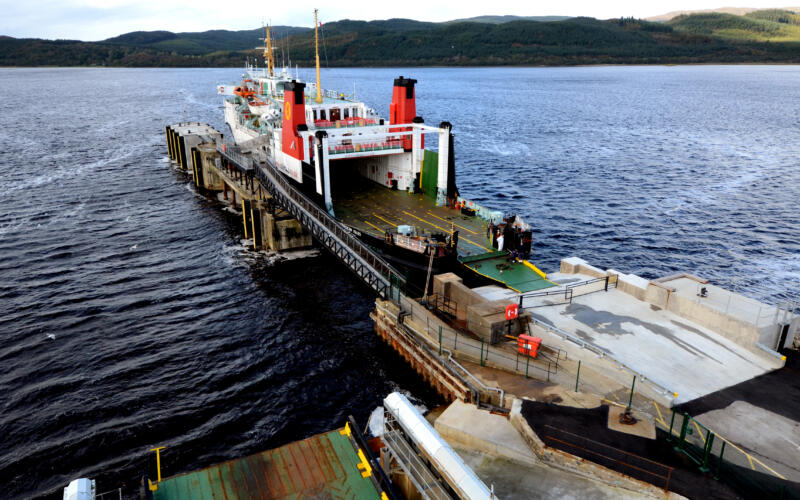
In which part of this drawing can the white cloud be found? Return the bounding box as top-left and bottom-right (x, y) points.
(0, 0), (796, 40)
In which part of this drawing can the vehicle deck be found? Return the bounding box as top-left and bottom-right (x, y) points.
(152, 429), (380, 500)
(333, 183), (494, 257)
(333, 183), (556, 293)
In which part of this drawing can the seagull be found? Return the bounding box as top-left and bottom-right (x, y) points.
(130, 244), (138, 250)
(46, 334), (55, 340)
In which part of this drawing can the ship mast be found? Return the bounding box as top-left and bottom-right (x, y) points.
(265, 25), (274, 77)
(314, 9), (322, 104)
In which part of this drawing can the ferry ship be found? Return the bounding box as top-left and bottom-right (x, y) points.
(217, 10), (551, 295)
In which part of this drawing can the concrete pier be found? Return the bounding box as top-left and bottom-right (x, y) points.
(372, 258), (799, 499)
(167, 123), (312, 253)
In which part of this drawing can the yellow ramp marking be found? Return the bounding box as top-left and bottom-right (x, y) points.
(402, 211), (491, 251)
(425, 211), (478, 234)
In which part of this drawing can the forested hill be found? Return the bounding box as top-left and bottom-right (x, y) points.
(2, 11), (800, 67)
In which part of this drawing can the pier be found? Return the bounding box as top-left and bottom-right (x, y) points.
(165, 123), (800, 500)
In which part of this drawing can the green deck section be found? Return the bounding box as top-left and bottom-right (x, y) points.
(152, 429), (381, 500)
(462, 254), (554, 293)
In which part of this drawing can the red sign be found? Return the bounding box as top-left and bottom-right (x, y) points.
(505, 303), (519, 321)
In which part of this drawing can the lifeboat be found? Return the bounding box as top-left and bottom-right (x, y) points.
(234, 86), (256, 98)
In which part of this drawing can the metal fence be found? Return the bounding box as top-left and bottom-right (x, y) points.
(541, 425), (674, 490)
(661, 408), (800, 499)
(518, 275), (618, 309)
(399, 295), (560, 384)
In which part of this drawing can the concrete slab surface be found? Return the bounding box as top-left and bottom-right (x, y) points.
(435, 400), (538, 466)
(526, 289), (773, 404)
(608, 406), (656, 440)
(454, 446), (651, 500)
(696, 401), (800, 481)
(666, 277), (780, 328)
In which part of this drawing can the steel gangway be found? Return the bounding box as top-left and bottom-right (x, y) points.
(217, 144), (406, 299)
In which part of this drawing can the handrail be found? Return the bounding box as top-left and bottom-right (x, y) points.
(217, 142), (406, 297)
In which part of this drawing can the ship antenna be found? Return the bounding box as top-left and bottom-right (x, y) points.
(314, 9), (323, 104)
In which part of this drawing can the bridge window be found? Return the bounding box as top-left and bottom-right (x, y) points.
(343, 108), (350, 119)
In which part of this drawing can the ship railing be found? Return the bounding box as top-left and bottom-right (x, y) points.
(217, 142), (406, 298)
(314, 118), (377, 130)
(329, 139), (403, 155)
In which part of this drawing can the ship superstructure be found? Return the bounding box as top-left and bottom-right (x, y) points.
(217, 11), (550, 294)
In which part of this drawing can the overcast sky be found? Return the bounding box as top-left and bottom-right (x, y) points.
(1, 0), (797, 41)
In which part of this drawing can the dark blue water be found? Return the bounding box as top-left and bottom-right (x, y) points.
(1, 66), (798, 499)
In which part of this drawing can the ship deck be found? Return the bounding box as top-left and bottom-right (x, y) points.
(152, 429), (380, 500)
(333, 183), (555, 293)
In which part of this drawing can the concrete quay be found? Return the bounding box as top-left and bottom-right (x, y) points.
(372, 256), (799, 499)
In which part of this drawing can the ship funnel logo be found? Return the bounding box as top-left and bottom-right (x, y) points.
(284, 101), (291, 121)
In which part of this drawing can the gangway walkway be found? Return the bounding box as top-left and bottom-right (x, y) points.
(217, 143), (406, 299)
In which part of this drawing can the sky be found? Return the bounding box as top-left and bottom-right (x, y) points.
(1, 0), (798, 41)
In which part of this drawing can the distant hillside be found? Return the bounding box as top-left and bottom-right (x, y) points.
(647, 6), (800, 22)
(102, 26), (310, 55)
(446, 15), (572, 24)
(669, 9), (800, 41)
(2, 14), (800, 67)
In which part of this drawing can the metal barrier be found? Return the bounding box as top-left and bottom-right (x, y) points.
(218, 143), (406, 299)
(383, 411), (454, 500)
(541, 425), (674, 491)
(518, 275), (618, 309)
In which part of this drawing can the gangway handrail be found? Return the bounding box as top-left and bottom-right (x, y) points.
(217, 142), (406, 298)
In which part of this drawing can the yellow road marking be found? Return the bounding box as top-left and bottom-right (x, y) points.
(425, 211), (478, 234)
(653, 402), (666, 427)
(693, 421), (706, 444)
(653, 414), (787, 480)
(402, 211), (492, 251)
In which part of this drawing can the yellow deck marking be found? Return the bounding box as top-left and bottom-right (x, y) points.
(373, 213), (400, 227)
(425, 211), (478, 234)
(402, 211), (491, 251)
(364, 220), (385, 234)
(746, 454), (755, 469)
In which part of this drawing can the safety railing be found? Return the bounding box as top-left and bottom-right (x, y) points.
(541, 425), (674, 491)
(314, 117), (377, 129)
(399, 295), (558, 383)
(329, 139), (404, 155)
(383, 413), (452, 500)
(518, 275), (618, 309)
(218, 142), (406, 299)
